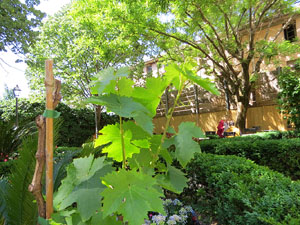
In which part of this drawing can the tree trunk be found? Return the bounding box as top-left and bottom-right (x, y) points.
(236, 102), (247, 132)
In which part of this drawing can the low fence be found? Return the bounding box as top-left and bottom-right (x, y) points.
(153, 104), (288, 134)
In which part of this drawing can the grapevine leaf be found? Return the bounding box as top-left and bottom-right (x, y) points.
(101, 170), (165, 225)
(53, 156), (113, 222)
(132, 77), (168, 116)
(90, 67), (129, 95)
(91, 212), (122, 225)
(174, 122), (204, 167)
(123, 121), (151, 140)
(164, 63), (183, 90)
(128, 148), (153, 169)
(150, 135), (172, 164)
(95, 124), (141, 162)
(87, 94), (153, 134)
(132, 139), (150, 148)
(183, 69), (220, 96)
(156, 165), (188, 194)
(117, 77), (134, 97)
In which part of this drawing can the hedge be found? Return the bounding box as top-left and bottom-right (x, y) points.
(199, 138), (300, 180)
(184, 153), (300, 225)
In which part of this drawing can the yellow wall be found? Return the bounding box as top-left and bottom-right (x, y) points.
(153, 105), (288, 133)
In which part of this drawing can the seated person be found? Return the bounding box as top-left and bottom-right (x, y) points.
(225, 121), (240, 137)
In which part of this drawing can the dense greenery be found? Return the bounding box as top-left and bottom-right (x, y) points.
(76, 0), (300, 131)
(185, 153), (300, 225)
(0, 0), (44, 54)
(0, 136), (38, 225)
(0, 99), (118, 147)
(200, 135), (300, 179)
(39, 64), (219, 224)
(25, 5), (150, 106)
(278, 66), (300, 129)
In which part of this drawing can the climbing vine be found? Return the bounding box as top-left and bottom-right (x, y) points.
(41, 62), (219, 225)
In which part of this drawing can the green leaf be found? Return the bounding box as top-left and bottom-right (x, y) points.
(101, 169), (165, 225)
(54, 156), (113, 222)
(183, 69), (220, 96)
(128, 148), (153, 169)
(156, 165), (188, 194)
(90, 212), (122, 225)
(149, 135), (172, 164)
(87, 94), (154, 134)
(95, 124), (142, 162)
(164, 63), (183, 90)
(123, 121), (151, 140)
(174, 122), (203, 167)
(90, 67), (129, 95)
(117, 77), (134, 97)
(132, 77), (168, 116)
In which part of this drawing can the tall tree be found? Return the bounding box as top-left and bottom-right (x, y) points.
(84, 0), (300, 130)
(0, 0), (44, 54)
(26, 5), (152, 132)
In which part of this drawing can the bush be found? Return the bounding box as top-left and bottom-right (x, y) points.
(0, 99), (119, 147)
(199, 138), (300, 179)
(0, 161), (14, 178)
(184, 153), (300, 225)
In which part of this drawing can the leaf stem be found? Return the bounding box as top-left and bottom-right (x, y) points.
(156, 80), (185, 158)
(120, 116), (126, 169)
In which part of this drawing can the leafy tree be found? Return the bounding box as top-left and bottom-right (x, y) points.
(83, 0), (300, 130)
(25, 4), (152, 132)
(0, 0), (44, 54)
(278, 65), (300, 129)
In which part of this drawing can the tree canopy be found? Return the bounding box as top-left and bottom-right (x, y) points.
(25, 4), (153, 106)
(81, 0), (300, 130)
(0, 0), (44, 54)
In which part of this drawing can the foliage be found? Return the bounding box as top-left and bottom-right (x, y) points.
(0, 119), (32, 162)
(1, 136), (38, 225)
(278, 67), (300, 129)
(0, 161), (14, 178)
(184, 153), (300, 225)
(0, 0), (44, 54)
(47, 64), (218, 224)
(0, 99), (118, 147)
(25, 4), (149, 105)
(199, 137), (300, 179)
(83, 0), (300, 130)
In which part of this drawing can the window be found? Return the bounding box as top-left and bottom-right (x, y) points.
(146, 65), (153, 74)
(284, 22), (296, 42)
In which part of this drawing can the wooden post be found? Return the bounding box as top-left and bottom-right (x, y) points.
(45, 59), (54, 219)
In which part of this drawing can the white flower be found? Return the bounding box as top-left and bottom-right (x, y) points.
(152, 215), (166, 224)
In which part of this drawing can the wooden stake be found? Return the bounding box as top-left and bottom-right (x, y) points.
(45, 59), (54, 219)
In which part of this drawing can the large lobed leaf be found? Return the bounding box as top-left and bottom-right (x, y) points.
(54, 155), (113, 222)
(87, 94), (154, 134)
(164, 122), (204, 168)
(101, 169), (165, 225)
(95, 122), (150, 162)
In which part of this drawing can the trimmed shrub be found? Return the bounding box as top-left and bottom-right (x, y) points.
(200, 138), (300, 180)
(184, 153), (300, 225)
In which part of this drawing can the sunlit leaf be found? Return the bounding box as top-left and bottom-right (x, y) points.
(101, 170), (165, 225)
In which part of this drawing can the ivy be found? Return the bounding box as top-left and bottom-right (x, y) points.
(278, 67), (300, 129)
